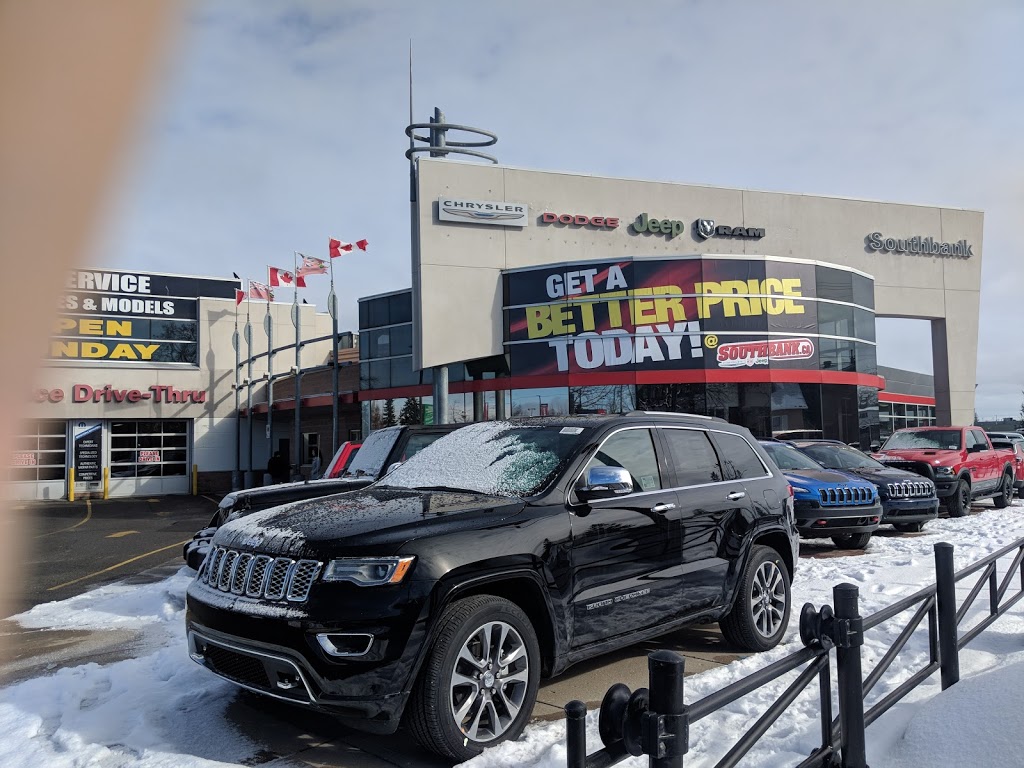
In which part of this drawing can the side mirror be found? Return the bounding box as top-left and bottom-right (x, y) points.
(385, 461), (403, 475)
(576, 466), (633, 503)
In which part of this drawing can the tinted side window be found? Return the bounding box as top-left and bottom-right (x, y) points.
(660, 428), (723, 486)
(399, 432), (445, 461)
(712, 432), (768, 481)
(585, 429), (662, 492)
(969, 429), (988, 449)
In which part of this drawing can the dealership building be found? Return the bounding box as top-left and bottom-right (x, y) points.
(13, 161), (981, 500)
(14, 270), (344, 501)
(359, 158), (981, 448)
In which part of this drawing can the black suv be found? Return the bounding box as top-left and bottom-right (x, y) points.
(182, 424), (460, 569)
(186, 414), (798, 761)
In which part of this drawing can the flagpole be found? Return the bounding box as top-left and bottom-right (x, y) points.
(244, 280), (255, 488)
(329, 253), (339, 458)
(265, 281), (274, 480)
(292, 251), (302, 482)
(232, 289), (241, 491)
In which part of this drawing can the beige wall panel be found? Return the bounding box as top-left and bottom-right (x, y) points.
(419, 265), (502, 367)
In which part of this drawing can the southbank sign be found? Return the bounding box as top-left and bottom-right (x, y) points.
(866, 232), (973, 258)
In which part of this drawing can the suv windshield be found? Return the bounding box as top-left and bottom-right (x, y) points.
(883, 430), (961, 450)
(384, 422), (590, 497)
(761, 442), (825, 472)
(343, 427), (400, 478)
(798, 443), (886, 471)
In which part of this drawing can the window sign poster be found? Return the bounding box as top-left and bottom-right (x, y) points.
(138, 449), (161, 462)
(73, 420), (102, 482)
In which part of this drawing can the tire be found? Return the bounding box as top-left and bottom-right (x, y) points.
(832, 532), (872, 550)
(993, 473), (1013, 509)
(944, 479), (970, 518)
(893, 522), (925, 533)
(720, 545), (791, 652)
(407, 595), (540, 762)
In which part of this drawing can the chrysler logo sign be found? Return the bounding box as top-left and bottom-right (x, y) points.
(438, 197), (528, 227)
(695, 219), (765, 240)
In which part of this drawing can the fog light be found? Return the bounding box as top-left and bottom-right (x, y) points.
(316, 633), (374, 657)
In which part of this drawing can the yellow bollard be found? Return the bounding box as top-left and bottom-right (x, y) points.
(192, 464), (198, 495)
(103, 466), (109, 500)
(68, 467), (75, 502)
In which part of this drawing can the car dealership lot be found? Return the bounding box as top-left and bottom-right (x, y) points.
(0, 495), (1013, 767)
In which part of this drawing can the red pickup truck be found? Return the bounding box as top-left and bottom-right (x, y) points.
(874, 426), (1016, 517)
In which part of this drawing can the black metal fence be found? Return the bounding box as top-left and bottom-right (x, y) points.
(565, 537), (1024, 768)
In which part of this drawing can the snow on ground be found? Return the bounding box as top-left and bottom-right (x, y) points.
(0, 500), (1022, 767)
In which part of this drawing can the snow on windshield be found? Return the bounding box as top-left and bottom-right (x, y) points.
(383, 422), (585, 497)
(343, 426), (400, 478)
(884, 430), (961, 450)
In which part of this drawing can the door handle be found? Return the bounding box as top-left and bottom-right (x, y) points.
(652, 502), (676, 513)
(727, 491), (746, 501)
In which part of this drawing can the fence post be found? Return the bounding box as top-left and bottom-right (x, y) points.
(934, 542), (960, 689)
(645, 650), (687, 768)
(565, 700), (587, 768)
(833, 583), (867, 768)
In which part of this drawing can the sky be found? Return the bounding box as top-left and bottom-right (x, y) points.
(2, 500), (1023, 766)
(93, 0), (1024, 419)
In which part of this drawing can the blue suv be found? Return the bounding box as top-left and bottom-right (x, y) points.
(759, 440), (881, 549)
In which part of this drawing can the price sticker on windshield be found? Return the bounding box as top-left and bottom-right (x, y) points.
(560, 427), (584, 435)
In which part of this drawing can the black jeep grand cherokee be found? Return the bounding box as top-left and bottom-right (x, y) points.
(186, 414), (798, 761)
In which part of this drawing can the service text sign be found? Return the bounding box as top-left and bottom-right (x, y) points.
(73, 420), (102, 482)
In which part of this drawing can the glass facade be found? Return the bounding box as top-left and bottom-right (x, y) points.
(8, 420), (66, 482)
(879, 401), (937, 439)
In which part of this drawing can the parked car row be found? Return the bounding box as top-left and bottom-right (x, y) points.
(180, 416), (1020, 763)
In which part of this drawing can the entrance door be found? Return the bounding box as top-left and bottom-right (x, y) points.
(72, 419), (104, 498)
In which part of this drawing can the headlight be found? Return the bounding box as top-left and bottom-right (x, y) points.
(790, 485), (810, 494)
(934, 466), (954, 477)
(322, 556), (416, 586)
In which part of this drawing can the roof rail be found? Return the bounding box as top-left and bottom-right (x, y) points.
(626, 410), (726, 423)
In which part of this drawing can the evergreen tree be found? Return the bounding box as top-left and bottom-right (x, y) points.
(399, 397), (422, 425)
(383, 398), (397, 426)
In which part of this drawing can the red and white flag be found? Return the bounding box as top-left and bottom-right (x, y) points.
(355, 239), (368, 251)
(269, 266), (306, 288)
(249, 280), (273, 301)
(235, 288), (245, 306)
(329, 238), (352, 258)
(296, 255), (328, 278)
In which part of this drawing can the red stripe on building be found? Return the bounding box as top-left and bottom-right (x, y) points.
(878, 392), (936, 406)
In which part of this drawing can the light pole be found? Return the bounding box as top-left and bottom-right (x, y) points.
(537, 394), (543, 416)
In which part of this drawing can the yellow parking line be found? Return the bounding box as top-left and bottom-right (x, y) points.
(36, 498), (93, 538)
(106, 530), (140, 538)
(47, 538), (192, 592)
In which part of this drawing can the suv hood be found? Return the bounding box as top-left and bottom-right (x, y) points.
(783, 469), (873, 488)
(212, 486), (525, 559)
(222, 477), (374, 508)
(825, 466), (930, 486)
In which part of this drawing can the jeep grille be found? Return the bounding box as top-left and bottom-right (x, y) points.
(199, 546), (322, 603)
(818, 486), (873, 506)
(886, 481), (934, 499)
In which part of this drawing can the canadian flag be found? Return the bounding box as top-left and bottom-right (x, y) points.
(269, 266), (306, 288)
(329, 237), (368, 257)
(329, 238), (352, 258)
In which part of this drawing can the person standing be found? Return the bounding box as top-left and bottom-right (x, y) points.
(310, 449), (322, 480)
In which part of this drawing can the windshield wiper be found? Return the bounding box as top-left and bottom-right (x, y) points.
(411, 485), (483, 495)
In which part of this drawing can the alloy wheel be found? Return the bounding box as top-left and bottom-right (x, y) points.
(449, 620), (530, 742)
(750, 560), (787, 639)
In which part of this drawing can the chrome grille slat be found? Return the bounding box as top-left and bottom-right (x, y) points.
(198, 546), (321, 604)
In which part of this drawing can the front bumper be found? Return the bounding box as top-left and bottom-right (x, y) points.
(879, 497), (940, 525)
(933, 476), (959, 498)
(793, 501), (882, 538)
(185, 578), (432, 734)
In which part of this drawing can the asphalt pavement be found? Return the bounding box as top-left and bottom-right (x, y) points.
(0, 494), (756, 767)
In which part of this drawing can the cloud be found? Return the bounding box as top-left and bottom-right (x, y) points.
(94, 0), (1024, 415)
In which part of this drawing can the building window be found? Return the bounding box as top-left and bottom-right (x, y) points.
(9, 420), (66, 482)
(109, 420), (188, 477)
